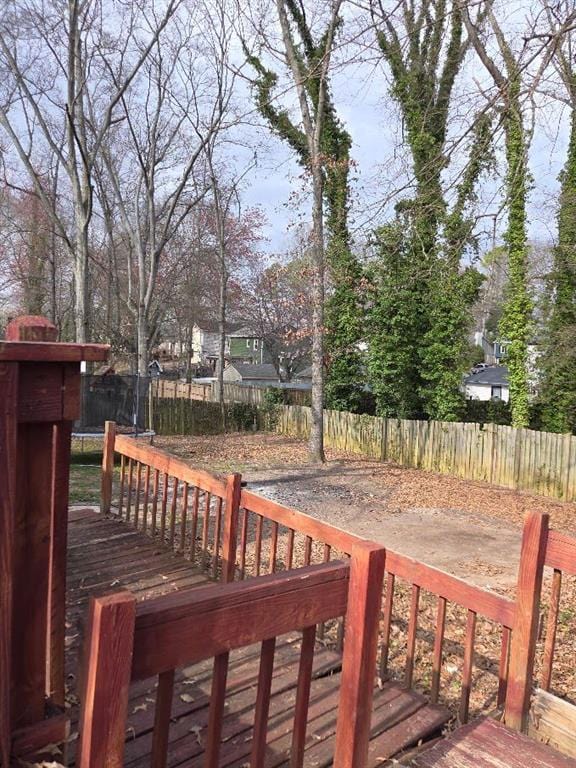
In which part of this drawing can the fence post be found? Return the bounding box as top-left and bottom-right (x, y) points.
(333, 542), (386, 768)
(221, 473), (243, 584)
(504, 512), (549, 732)
(77, 592), (135, 768)
(100, 421), (117, 515)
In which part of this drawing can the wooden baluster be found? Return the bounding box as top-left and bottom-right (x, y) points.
(150, 669), (175, 768)
(289, 626), (316, 768)
(239, 509), (249, 579)
(77, 593), (136, 768)
(169, 477), (179, 548)
(126, 459), (134, 523)
(304, 535), (312, 566)
(189, 486), (200, 563)
(250, 637), (276, 767)
(318, 545), (332, 641)
(269, 522), (279, 574)
(202, 492), (212, 557)
(179, 482), (189, 553)
(459, 610), (476, 724)
(498, 626), (511, 707)
(431, 596), (446, 704)
(379, 572), (395, 680)
(254, 514), (263, 576)
(118, 455), (126, 518)
(286, 529), (295, 570)
(100, 420), (116, 515)
(212, 497), (223, 579)
(151, 469), (159, 537)
(159, 472), (169, 542)
(404, 584), (420, 689)
(134, 462), (142, 529)
(204, 654), (229, 768)
(542, 569), (562, 692)
(142, 465), (150, 534)
(505, 512), (548, 731)
(333, 542), (387, 768)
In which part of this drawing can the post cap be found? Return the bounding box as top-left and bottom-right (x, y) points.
(5, 315), (58, 342)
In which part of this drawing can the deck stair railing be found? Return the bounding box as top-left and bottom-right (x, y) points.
(101, 420), (574, 737)
(77, 546), (386, 768)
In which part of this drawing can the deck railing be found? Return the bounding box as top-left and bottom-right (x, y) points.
(100, 421), (570, 733)
(78, 548), (386, 768)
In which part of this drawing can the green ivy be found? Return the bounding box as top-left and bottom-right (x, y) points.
(540, 98), (576, 433)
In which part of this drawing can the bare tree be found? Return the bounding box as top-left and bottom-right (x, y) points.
(0, 0), (180, 341)
(93, 0), (240, 373)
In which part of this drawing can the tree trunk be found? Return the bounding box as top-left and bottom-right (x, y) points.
(218, 271), (227, 430)
(73, 220), (89, 343)
(309, 165), (325, 463)
(137, 309), (149, 376)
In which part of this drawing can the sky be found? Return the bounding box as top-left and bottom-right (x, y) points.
(238, 5), (572, 259)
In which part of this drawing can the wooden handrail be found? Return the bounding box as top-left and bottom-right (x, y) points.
(100, 423), (565, 730)
(77, 548), (386, 768)
(131, 561), (349, 679)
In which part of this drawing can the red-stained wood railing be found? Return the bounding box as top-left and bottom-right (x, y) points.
(539, 526), (576, 696)
(102, 422), (240, 581)
(78, 545), (386, 768)
(238, 489), (518, 724)
(100, 427), (559, 731)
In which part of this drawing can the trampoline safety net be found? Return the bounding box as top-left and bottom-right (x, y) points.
(76, 374), (151, 434)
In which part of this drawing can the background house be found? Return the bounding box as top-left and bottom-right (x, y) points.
(223, 362), (279, 385)
(463, 366), (510, 402)
(226, 325), (271, 365)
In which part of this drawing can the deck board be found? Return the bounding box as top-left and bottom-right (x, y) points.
(65, 507), (449, 766)
(412, 717), (576, 767)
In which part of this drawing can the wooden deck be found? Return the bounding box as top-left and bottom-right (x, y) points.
(66, 507), (449, 767)
(412, 717), (576, 767)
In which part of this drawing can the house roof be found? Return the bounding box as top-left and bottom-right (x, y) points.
(194, 320), (244, 334)
(464, 366), (509, 386)
(295, 365), (312, 379)
(227, 363), (278, 380)
(226, 325), (260, 338)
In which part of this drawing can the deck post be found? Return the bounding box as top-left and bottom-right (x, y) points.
(0, 316), (108, 765)
(333, 541), (386, 768)
(101, 420), (117, 514)
(77, 592), (136, 768)
(504, 511), (549, 732)
(221, 473), (242, 584)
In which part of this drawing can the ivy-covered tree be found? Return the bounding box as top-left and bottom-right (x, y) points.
(369, 0), (490, 420)
(461, 2), (534, 427)
(244, 0), (364, 414)
(540, 24), (576, 433)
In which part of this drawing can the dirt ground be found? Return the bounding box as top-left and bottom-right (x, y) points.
(156, 432), (576, 591)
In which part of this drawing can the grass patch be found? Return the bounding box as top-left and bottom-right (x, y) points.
(69, 464), (102, 504)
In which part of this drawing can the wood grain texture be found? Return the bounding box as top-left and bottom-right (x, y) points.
(0, 362), (17, 767)
(221, 474), (242, 583)
(250, 637), (276, 767)
(290, 625), (316, 768)
(132, 561), (349, 680)
(100, 421), (116, 515)
(0, 340), (108, 362)
(48, 420), (73, 707)
(150, 669), (174, 768)
(77, 592), (136, 768)
(505, 512), (549, 731)
(545, 530), (576, 575)
(333, 542), (387, 768)
(12, 422), (53, 728)
(413, 715), (576, 768)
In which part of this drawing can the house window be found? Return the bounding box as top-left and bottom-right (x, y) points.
(246, 339), (251, 348)
(254, 339), (259, 349)
(491, 385), (502, 400)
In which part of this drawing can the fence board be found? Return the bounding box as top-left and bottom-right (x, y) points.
(275, 406), (576, 502)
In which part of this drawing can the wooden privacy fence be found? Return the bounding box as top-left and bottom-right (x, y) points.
(277, 405), (576, 501)
(100, 421), (576, 733)
(151, 378), (310, 406)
